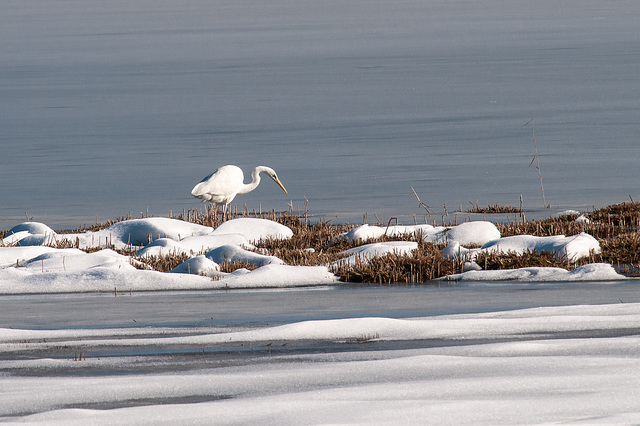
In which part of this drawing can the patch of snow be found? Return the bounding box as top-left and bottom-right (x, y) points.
(480, 232), (600, 261)
(442, 221), (501, 246)
(71, 218), (214, 249)
(169, 255), (220, 275)
(2, 222), (58, 246)
(211, 218), (293, 242)
(203, 244), (283, 267)
(575, 214), (591, 223)
(336, 241), (418, 266)
(338, 224), (437, 243)
(136, 234), (252, 257)
(339, 221), (500, 247)
(444, 263), (625, 281)
(555, 209), (581, 217)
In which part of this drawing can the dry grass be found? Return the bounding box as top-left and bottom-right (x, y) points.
(218, 261), (259, 273)
(466, 202), (522, 214)
(331, 240), (457, 284)
(134, 253), (192, 272)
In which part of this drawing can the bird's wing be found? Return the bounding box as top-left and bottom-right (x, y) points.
(191, 165), (244, 204)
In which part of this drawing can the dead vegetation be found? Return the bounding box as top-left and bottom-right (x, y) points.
(466, 202), (521, 214)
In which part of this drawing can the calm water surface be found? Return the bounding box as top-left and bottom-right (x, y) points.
(1, 1), (639, 230)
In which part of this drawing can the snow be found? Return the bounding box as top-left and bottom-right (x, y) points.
(338, 221), (500, 246)
(0, 215), (634, 424)
(445, 262), (624, 282)
(480, 232), (601, 261)
(136, 234), (251, 257)
(0, 218), (336, 293)
(0, 216), (625, 294)
(339, 223), (437, 243)
(2, 302), (640, 424)
(203, 244), (283, 267)
(336, 241), (418, 266)
(211, 217), (293, 241)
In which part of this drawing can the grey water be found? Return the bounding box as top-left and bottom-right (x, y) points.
(2, 0), (639, 231)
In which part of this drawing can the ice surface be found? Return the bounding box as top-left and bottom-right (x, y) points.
(2, 303), (640, 424)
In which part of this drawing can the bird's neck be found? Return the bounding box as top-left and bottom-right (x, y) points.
(237, 167), (263, 195)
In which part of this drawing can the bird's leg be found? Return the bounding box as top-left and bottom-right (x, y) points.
(222, 204), (228, 222)
(206, 202), (214, 227)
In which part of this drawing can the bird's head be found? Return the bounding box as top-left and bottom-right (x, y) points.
(259, 166), (288, 194)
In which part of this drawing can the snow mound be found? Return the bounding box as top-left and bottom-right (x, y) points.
(202, 244), (283, 267)
(170, 255), (220, 275)
(443, 221), (501, 246)
(338, 224), (436, 243)
(137, 234), (252, 257)
(2, 222), (58, 246)
(1, 247), (66, 268)
(444, 232), (600, 262)
(481, 232), (600, 261)
(78, 218), (214, 248)
(339, 221), (500, 246)
(336, 241), (418, 266)
(211, 218), (293, 242)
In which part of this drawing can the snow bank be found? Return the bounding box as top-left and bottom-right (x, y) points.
(444, 263), (625, 282)
(0, 262), (336, 294)
(219, 264), (337, 288)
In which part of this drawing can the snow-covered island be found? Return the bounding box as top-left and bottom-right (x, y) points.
(0, 210), (628, 294)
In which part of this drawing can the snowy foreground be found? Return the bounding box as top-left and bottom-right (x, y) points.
(1, 300), (640, 424)
(0, 216), (626, 293)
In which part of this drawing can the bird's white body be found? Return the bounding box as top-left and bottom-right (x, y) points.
(191, 165), (287, 219)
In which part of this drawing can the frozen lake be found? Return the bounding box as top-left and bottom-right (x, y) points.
(2, 283), (640, 423)
(2, 0), (640, 230)
(3, 281), (640, 330)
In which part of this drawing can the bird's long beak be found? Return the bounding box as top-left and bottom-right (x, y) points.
(274, 177), (288, 194)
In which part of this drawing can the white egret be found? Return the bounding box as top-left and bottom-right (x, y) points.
(191, 165), (288, 220)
